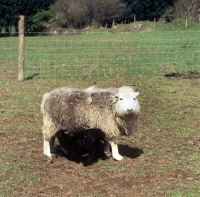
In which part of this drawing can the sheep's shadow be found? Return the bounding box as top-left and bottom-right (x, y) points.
(118, 144), (143, 159)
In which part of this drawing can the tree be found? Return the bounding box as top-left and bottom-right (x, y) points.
(31, 6), (56, 32)
(17, 0), (56, 31)
(0, 0), (18, 33)
(0, 0), (55, 33)
(54, 0), (125, 28)
(122, 0), (173, 22)
(89, 0), (125, 27)
(174, 0), (200, 21)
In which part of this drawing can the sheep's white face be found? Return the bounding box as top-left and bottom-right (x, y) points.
(114, 87), (139, 116)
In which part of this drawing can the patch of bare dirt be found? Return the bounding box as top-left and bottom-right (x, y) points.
(165, 71), (200, 79)
(1, 77), (200, 197)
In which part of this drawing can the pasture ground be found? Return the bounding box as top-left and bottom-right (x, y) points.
(0, 73), (200, 197)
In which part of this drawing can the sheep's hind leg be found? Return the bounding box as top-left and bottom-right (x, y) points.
(50, 136), (56, 154)
(110, 141), (123, 161)
(104, 140), (112, 157)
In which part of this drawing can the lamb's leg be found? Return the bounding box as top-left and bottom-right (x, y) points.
(104, 140), (112, 157)
(85, 149), (96, 166)
(110, 141), (123, 161)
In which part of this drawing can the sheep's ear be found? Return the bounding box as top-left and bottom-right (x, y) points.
(135, 92), (139, 97)
(113, 95), (118, 102)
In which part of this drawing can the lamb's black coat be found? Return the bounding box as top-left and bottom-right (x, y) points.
(56, 129), (106, 166)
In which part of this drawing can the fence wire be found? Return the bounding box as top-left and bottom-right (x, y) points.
(1, 31), (200, 81)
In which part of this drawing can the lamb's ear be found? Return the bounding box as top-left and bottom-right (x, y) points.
(135, 92), (139, 97)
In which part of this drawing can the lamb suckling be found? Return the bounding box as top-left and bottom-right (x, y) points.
(56, 129), (106, 166)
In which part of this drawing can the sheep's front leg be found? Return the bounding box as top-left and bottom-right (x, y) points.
(110, 141), (123, 161)
(104, 140), (112, 157)
(43, 136), (55, 157)
(43, 138), (52, 157)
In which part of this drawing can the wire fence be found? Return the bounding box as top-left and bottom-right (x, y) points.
(1, 31), (200, 81)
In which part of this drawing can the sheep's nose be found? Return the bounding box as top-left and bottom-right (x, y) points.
(127, 109), (134, 114)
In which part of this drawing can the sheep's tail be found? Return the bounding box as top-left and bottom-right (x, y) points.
(40, 92), (50, 114)
(85, 86), (96, 92)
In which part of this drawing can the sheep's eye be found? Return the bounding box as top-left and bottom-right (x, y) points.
(133, 98), (136, 100)
(120, 98), (123, 100)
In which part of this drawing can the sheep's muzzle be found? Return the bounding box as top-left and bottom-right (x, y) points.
(126, 109), (134, 114)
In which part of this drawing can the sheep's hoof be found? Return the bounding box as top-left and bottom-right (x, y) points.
(45, 155), (54, 163)
(113, 154), (123, 161)
(104, 151), (112, 157)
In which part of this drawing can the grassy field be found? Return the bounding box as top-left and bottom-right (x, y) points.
(1, 26), (200, 80)
(0, 26), (200, 196)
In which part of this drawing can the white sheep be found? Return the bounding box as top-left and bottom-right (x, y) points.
(41, 86), (140, 161)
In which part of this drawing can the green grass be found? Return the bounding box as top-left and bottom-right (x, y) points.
(0, 22), (200, 81)
(0, 75), (200, 196)
(0, 25), (200, 196)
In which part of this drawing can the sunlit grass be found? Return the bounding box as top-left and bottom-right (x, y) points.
(1, 29), (200, 81)
(0, 26), (200, 196)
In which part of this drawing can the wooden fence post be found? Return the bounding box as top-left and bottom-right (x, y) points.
(154, 18), (156, 28)
(112, 19), (115, 28)
(18, 15), (25, 81)
(185, 17), (187, 28)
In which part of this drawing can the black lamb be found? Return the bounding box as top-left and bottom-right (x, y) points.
(56, 129), (106, 166)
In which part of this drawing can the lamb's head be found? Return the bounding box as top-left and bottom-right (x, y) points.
(114, 86), (140, 116)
